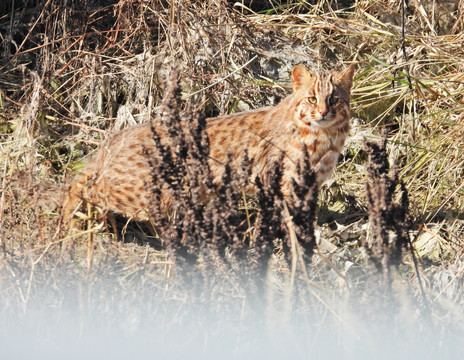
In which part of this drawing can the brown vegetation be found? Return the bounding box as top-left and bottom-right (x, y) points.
(1, 0), (464, 357)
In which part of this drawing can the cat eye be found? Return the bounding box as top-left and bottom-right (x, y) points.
(307, 97), (317, 104)
(329, 96), (339, 105)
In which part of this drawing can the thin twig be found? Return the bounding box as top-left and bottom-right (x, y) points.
(182, 55), (258, 100)
(401, 0), (413, 91)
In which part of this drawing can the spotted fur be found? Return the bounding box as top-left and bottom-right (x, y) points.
(62, 64), (355, 222)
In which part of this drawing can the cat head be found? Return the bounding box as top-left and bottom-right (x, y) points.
(291, 64), (355, 130)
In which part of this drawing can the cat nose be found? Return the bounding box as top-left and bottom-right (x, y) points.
(319, 107), (328, 117)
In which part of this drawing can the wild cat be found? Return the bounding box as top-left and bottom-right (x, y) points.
(62, 64), (355, 223)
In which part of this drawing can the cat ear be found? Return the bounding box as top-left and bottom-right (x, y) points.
(337, 63), (355, 90)
(292, 65), (312, 92)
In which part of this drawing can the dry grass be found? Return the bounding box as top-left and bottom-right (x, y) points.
(1, 0), (464, 357)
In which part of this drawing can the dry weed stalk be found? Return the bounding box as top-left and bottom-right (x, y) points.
(146, 69), (263, 298)
(363, 133), (411, 274)
(286, 147), (318, 260)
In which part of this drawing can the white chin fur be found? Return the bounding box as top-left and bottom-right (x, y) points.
(298, 116), (332, 128)
(310, 118), (332, 128)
